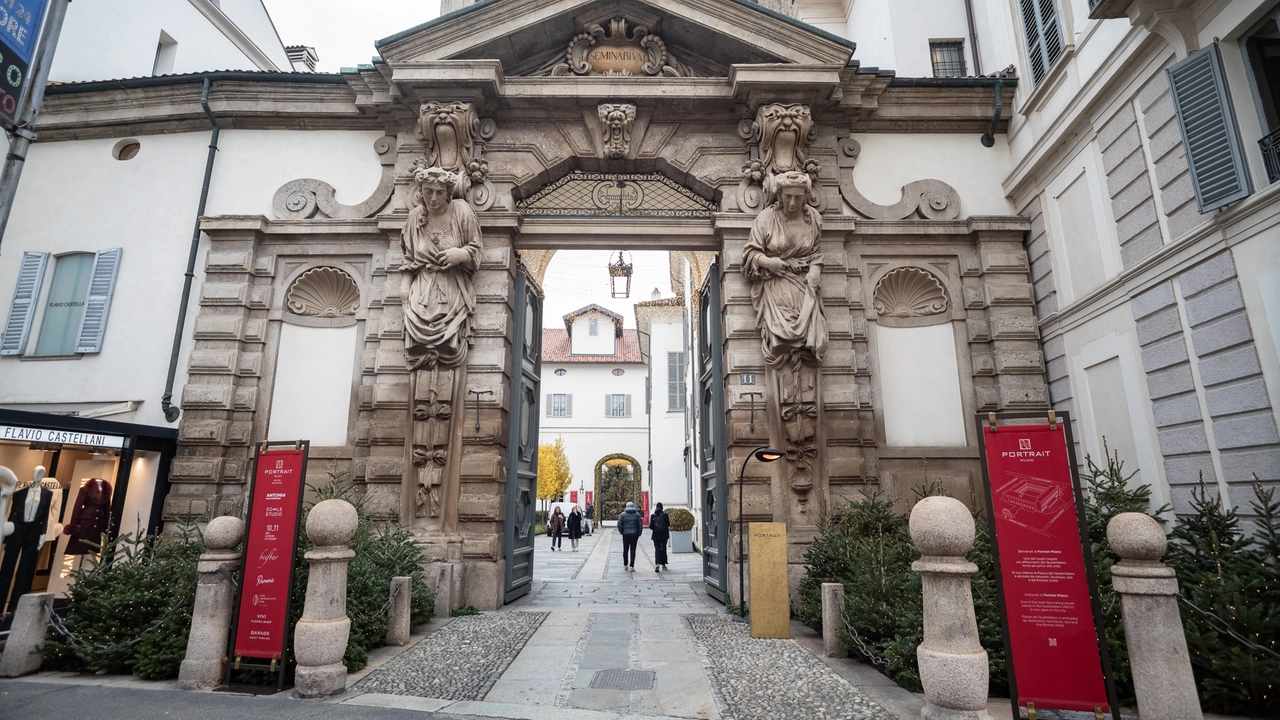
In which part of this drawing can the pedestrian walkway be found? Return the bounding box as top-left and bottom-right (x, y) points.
(347, 527), (895, 720)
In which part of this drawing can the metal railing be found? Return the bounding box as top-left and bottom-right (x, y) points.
(1259, 126), (1280, 184)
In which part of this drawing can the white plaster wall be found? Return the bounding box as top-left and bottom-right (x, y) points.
(888, 0), (974, 77)
(845, 0), (896, 71)
(49, 0), (280, 83)
(267, 323), (358, 447)
(876, 323), (967, 447)
(567, 314), (618, 355)
(217, 0), (292, 70)
(971, 0), (1019, 76)
(0, 128), (385, 427)
(541, 361), (647, 495)
(648, 319), (690, 509)
(848, 134), (1017, 216)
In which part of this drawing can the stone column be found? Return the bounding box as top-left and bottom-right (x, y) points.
(294, 499), (358, 697)
(1108, 513), (1203, 720)
(0, 592), (53, 677)
(386, 576), (411, 646)
(821, 582), (845, 657)
(178, 516), (244, 689)
(910, 496), (992, 720)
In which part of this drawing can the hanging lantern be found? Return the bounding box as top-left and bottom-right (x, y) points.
(608, 250), (633, 298)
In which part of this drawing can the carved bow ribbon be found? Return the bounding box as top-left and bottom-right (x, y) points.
(414, 403), (453, 422)
(412, 448), (449, 467)
(782, 403), (818, 443)
(781, 404), (817, 421)
(785, 443), (817, 470)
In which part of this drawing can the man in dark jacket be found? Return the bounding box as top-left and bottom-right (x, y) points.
(649, 502), (670, 572)
(584, 502), (594, 535)
(616, 502), (643, 572)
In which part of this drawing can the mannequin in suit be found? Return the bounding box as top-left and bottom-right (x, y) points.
(1, 466), (52, 614)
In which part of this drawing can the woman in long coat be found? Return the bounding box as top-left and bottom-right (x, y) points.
(549, 507), (566, 551)
(649, 502), (670, 572)
(567, 506), (584, 552)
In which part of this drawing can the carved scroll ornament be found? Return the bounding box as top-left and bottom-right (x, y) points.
(837, 138), (961, 220)
(598, 103), (636, 159)
(547, 17), (689, 77)
(285, 267), (360, 318)
(273, 136), (397, 219)
(873, 268), (948, 318)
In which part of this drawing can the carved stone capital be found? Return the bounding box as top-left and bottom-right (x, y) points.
(598, 103), (636, 159)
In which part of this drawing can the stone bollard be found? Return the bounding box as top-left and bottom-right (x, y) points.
(386, 576), (412, 646)
(293, 499), (358, 698)
(0, 592), (53, 677)
(821, 582), (845, 657)
(1108, 513), (1203, 720)
(910, 496), (992, 720)
(178, 516), (244, 689)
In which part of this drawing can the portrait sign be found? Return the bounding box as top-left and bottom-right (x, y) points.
(978, 413), (1119, 719)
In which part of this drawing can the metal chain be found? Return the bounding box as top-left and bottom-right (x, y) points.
(839, 607), (920, 670)
(348, 582), (400, 624)
(44, 578), (198, 656)
(1177, 595), (1280, 659)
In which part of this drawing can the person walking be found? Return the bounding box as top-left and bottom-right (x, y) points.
(649, 502), (670, 572)
(616, 501), (643, 572)
(584, 502), (594, 535)
(549, 506), (566, 551)
(567, 505), (584, 551)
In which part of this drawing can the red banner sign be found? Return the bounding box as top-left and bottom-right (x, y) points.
(982, 423), (1110, 713)
(233, 447), (306, 660)
(570, 491), (578, 503)
(642, 490), (650, 527)
(586, 491), (593, 506)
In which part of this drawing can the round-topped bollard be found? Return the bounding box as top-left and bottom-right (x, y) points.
(1107, 512), (1202, 720)
(294, 499), (358, 698)
(910, 496), (991, 720)
(203, 515), (244, 551)
(179, 514), (245, 689)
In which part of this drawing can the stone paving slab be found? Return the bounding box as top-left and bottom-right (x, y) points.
(683, 614), (896, 720)
(353, 611), (548, 701)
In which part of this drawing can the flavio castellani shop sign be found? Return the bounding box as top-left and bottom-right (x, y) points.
(0, 423), (124, 448)
(0, 0), (48, 125)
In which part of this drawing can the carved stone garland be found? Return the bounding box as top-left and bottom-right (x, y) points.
(415, 101), (498, 211)
(738, 103), (824, 213)
(547, 17), (689, 77)
(598, 103), (636, 159)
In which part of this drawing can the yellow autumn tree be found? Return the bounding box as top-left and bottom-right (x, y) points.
(537, 435), (573, 509)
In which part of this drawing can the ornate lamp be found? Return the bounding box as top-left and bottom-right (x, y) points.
(608, 250), (633, 298)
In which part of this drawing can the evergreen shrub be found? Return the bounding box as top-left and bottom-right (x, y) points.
(667, 507), (695, 532)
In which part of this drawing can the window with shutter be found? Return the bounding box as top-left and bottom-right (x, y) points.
(1019, 0), (1064, 85)
(74, 248), (122, 354)
(1168, 44), (1253, 212)
(668, 351), (687, 411)
(0, 252), (48, 356)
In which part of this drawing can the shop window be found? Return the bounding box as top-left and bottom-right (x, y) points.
(1, 249), (122, 357)
(930, 41), (967, 77)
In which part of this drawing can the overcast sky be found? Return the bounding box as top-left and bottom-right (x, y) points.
(542, 251), (674, 329)
(263, 0), (443, 71)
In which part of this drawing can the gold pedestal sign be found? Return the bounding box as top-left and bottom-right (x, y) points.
(748, 522), (790, 639)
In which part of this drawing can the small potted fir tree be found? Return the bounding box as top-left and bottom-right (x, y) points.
(667, 507), (696, 553)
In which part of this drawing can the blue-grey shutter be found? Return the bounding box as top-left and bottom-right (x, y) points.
(1020, 0), (1064, 84)
(566, 394), (572, 417)
(625, 394), (632, 418)
(74, 248), (122, 354)
(1, 252), (48, 355)
(606, 394), (612, 417)
(1167, 43), (1253, 212)
(546, 394), (553, 416)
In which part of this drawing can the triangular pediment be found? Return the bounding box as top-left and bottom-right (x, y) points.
(377, 0), (853, 76)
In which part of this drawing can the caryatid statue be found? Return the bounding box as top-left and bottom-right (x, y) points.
(742, 170), (827, 506)
(401, 166), (483, 527)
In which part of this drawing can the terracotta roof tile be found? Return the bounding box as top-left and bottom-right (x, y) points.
(541, 329), (643, 363)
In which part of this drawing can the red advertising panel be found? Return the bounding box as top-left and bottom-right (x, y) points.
(233, 445), (307, 662)
(570, 491), (578, 504)
(980, 420), (1113, 715)
(586, 491), (593, 506)
(642, 491), (650, 527)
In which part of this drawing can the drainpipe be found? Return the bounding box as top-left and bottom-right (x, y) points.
(161, 77), (219, 423)
(963, 0), (983, 76)
(981, 79), (1004, 148)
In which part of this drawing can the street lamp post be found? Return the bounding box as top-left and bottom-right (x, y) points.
(736, 445), (783, 621)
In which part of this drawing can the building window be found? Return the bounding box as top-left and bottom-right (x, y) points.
(1019, 0), (1063, 85)
(612, 368), (625, 376)
(930, 41), (967, 77)
(152, 31), (177, 76)
(606, 394), (631, 418)
(35, 253), (94, 356)
(1243, 12), (1280, 183)
(589, 317), (599, 336)
(547, 393), (571, 417)
(1, 249), (122, 357)
(554, 368), (567, 376)
(668, 351), (687, 411)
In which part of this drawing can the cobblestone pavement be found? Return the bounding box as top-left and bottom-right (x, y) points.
(353, 611), (547, 701)
(683, 614), (895, 720)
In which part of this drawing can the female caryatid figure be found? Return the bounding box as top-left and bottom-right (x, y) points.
(742, 170), (827, 371)
(401, 167), (483, 523)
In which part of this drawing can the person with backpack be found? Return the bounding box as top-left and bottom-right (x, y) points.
(649, 502), (670, 572)
(616, 501), (643, 572)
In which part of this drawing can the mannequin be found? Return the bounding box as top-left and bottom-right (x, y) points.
(65, 477), (112, 555)
(38, 476), (63, 547)
(0, 466), (16, 538)
(1, 466), (52, 614)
